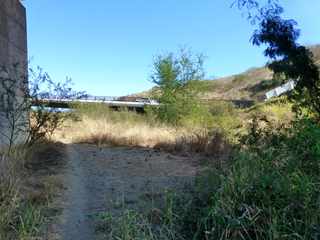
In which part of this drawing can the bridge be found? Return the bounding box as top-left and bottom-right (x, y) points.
(265, 80), (296, 100)
(34, 95), (258, 113)
(33, 96), (160, 113)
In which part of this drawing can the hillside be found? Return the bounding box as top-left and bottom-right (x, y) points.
(134, 45), (320, 102)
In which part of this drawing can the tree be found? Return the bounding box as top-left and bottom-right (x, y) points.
(252, 15), (320, 117)
(235, 0), (320, 119)
(150, 49), (207, 126)
(233, 0), (282, 22)
(27, 67), (86, 144)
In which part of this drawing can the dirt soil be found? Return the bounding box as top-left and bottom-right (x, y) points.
(50, 144), (199, 240)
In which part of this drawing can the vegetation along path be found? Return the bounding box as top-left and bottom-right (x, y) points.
(53, 144), (198, 239)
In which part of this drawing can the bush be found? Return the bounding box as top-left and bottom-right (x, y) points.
(150, 49), (213, 127)
(181, 118), (320, 239)
(207, 101), (236, 117)
(206, 101), (242, 142)
(0, 154), (20, 239)
(103, 118), (320, 240)
(0, 64), (73, 239)
(97, 191), (185, 240)
(27, 68), (83, 145)
(0, 65), (83, 149)
(0, 148), (47, 240)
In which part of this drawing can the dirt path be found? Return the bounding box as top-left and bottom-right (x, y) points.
(54, 144), (198, 240)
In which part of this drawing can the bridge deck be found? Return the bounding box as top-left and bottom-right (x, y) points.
(36, 98), (160, 109)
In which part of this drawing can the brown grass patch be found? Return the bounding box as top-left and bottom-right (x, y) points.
(55, 116), (232, 161)
(55, 116), (178, 148)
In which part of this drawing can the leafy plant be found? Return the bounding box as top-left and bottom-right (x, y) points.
(178, 117), (320, 239)
(252, 14), (320, 119)
(0, 64), (85, 148)
(150, 49), (211, 127)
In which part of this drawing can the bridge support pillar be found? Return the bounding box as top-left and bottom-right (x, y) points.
(0, 0), (28, 147)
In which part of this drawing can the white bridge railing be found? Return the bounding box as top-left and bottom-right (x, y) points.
(39, 97), (160, 108)
(265, 80), (296, 100)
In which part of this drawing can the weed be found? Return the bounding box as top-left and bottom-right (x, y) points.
(97, 118), (320, 240)
(0, 142), (65, 239)
(14, 203), (44, 239)
(98, 191), (185, 240)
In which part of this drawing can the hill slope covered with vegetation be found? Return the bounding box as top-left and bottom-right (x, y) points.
(135, 45), (320, 102)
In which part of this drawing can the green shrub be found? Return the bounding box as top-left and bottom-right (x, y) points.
(15, 203), (44, 239)
(150, 49), (213, 127)
(0, 151), (46, 240)
(0, 156), (20, 239)
(103, 118), (320, 240)
(97, 191), (184, 240)
(74, 102), (151, 126)
(207, 101), (237, 116)
(72, 102), (111, 118)
(206, 101), (242, 142)
(181, 118), (320, 239)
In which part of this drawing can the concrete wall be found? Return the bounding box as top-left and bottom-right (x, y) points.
(0, 0), (28, 147)
(0, 0), (27, 69)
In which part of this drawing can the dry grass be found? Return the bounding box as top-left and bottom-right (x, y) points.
(23, 142), (66, 206)
(247, 97), (295, 126)
(55, 116), (178, 148)
(54, 115), (232, 160)
(0, 142), (66, 240)
(0, 153), (21, 239)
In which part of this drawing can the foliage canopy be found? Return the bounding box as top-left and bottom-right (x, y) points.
(150, 49), (211, 126)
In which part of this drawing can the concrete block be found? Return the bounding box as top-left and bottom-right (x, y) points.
(0, 0), (27, 68)
(2, 0), (26, 29)
(0, 0), (28, 147)
(0, 35), (9, 67)
(7, 17), (27, 53)
(0, 7), (8, 39)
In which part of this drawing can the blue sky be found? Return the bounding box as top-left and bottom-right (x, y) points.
(24, 0), (320, 96)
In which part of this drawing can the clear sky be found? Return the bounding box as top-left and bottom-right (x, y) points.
(24, 0), (320, 96)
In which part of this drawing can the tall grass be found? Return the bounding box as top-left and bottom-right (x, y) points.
(56, 103), (233, 157)
(57, 103), (178, 148)
(0, 149), (44, 240)
(0, 153), (20, 239)
(97, 117), (320, 240)
(57, 107), (179, 148)
(57, 97), (319, 240)
(97, 190), (185, 240)
(248, 97), (294, 124)
(183, 118), (320, 239)
(0, 143), (65, 240)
